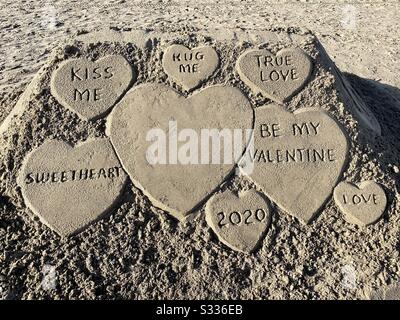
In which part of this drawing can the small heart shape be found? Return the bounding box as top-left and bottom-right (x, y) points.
(245, 104), (349, 223)
(51, 55), (134, 120)
(162, 45), (219, 90)
(236, 48), (312, 103)
(205, 189), (272, 253)
(334, 181), (387, 226)
(17, 138), (127, 236)
(108, 83), (253, 220)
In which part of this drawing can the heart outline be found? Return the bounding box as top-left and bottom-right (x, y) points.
(236, 48), (313, 103)
(162, 44), (219, 91)
(17, 138), (128, 237)
(333, 181), (387, 226)
(50, 55), (134, 121)
(246, 104), (349, 223)
(205, 188), (272, 253)
(107, 83), (254, 220)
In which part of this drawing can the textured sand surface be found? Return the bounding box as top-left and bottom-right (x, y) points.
(0, 1), (399, 300)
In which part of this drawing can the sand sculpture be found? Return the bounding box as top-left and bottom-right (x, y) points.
(0, 28), (389, 253)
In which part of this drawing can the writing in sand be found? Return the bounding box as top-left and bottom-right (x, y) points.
(250, 120), (337, 164)
(256, 53), (299, 82)
(24, 166), (122, 185)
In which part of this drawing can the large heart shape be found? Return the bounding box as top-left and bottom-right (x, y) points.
(50, 55), (134, 120)
(244, 104), (349, 223)
(205, 189), (272, 253)
(107, 84), (254, 220)
(162, 45), (219, 90)
(236, 48), (312, 103)
(17, 138), (127, 236)
(334, 181), (387, 226)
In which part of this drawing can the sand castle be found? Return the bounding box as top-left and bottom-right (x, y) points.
(0, 28), (392, 254)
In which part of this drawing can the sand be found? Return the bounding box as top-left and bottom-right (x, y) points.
(0, 1), (399, 300)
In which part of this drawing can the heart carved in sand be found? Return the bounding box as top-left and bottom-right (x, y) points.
(51, 55), (134, 120)
(243, 104), (349, 223)
(108, 83), (254, 220)
(236, 48), (312, 103)
(206, 189), (272, 253)
(162, 44), (219, 90)
(334, 181), (387, 226)
(18, 138), (127, 236)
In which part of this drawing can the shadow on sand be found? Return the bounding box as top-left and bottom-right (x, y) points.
(344, 73), (400, 191)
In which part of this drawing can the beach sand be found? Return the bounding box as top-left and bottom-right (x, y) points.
(0, 1), (399, 300)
